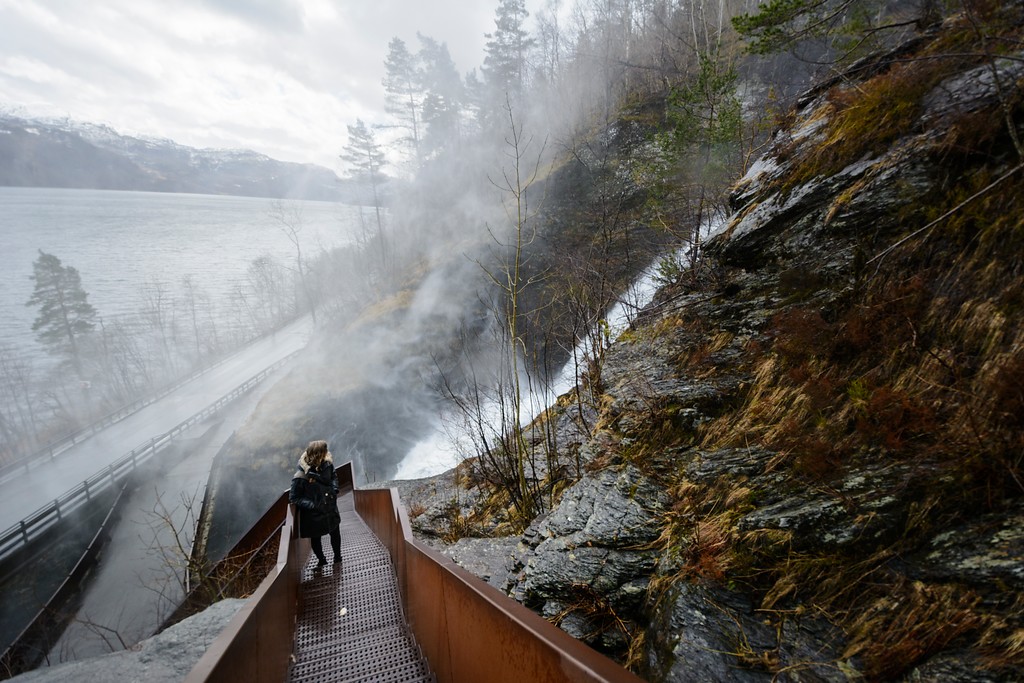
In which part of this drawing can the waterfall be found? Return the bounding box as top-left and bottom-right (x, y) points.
(394, 217), (722, 480)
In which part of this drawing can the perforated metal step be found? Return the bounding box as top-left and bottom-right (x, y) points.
(287, 492), (435, 683)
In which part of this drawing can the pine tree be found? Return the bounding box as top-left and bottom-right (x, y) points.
(382, 37), (424, 167)
(482, 0), (536, 104)
(732, 0), (901, 58)
(418, 33), (464, 156)
(340, 120), (388, 271)
(26, 250), (97, 373)
(463, 69), (486, 136)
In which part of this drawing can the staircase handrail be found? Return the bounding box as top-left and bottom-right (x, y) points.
(183, 467), (339, 683)
(354, 485), (644, 683)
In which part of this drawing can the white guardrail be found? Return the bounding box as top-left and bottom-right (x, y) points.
(0, 352), (298, 564)
(0, 317), (306, 484)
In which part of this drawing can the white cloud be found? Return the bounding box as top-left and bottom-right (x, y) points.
(1, 55), (78, 87)
(0, 0), (545, 169)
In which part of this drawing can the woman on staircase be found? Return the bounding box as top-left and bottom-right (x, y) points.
(289, 439), (341, 568)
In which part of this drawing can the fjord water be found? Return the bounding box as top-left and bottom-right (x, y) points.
(0, 187), (358, 364)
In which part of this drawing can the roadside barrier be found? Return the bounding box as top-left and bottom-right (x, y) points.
(0, 352), (298, 564)
(0, 480), (131, 677)
(0, 316), (307, 484)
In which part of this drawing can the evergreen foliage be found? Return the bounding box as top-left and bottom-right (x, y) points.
(340, 119), (387, 189)
(382, 37), (423, 166)
(665, 53), (742, 150)
(482, 0), (535, 103)
(731, 0), (911, 57)
(340, 120), (388, 270)
(417, 34), (464, 155)
(25, 250), (97, 372)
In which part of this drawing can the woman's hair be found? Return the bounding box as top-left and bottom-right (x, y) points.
(304, 440), (329, 468)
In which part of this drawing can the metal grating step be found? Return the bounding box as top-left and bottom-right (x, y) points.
(291, 657), (434, 683)
(293, 624), (413, 663)
(294, 609), (406, 645)
(290, 641), (425, 681)
(287, 490), (433, 683)
(301, 627), (415, 664)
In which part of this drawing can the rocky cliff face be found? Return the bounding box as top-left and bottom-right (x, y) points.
(412, 9), (1024, 682)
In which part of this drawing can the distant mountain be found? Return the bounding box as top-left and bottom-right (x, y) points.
(0, 112), (357, 202)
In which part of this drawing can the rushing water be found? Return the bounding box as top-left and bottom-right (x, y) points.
(394, 217), (726, 480)
(394, 253), (673, 479)
(0, 187), (359, 365)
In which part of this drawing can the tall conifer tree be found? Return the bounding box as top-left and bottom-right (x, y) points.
(26, 250), (97, 373)
(418, 33), (464, 155)
(482, 0), (535, 105)
(340, 120), (389, 271)
(382, 37), (424, 167)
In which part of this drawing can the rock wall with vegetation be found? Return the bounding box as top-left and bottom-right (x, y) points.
(409, 7), (1024, 682)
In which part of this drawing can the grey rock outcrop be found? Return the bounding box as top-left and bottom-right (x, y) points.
(506, 464), (669, 648)
(399, 14), (1024, 681)
(9, 599), (245, 683)
(646, 581), (850, 683)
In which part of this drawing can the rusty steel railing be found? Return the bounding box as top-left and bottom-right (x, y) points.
(184, 493), (307, 683)
(184, 462), (354, 683)
(163, 490), (291, 629)
(355, 488), (644, 683)
(188, 460), (641, 683)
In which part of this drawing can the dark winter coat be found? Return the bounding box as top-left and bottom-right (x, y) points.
(289, 458), (341, 538)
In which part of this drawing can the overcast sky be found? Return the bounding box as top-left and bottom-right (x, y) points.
(0, 0), (547, 171)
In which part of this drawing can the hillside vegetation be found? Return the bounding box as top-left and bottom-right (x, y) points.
(201, 2), (1022, 680)
(402, 5), (1024, 682)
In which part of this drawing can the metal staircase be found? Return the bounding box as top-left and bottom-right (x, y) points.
(287, 491), (434, 683)
(185, 460), (643, 683)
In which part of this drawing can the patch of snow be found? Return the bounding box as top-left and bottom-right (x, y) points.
(704, 212), (734, 242)
(730, 181), (818, 241)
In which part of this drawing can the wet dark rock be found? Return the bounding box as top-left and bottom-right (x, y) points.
(920, 54), (1024, 129)
(524, 542), (659, 600)
(903, 650), (1010, 683)
(915, 506), (1024, 590)
(503, 464), (670, 647)
(645, 581), (850, 683)
(442, 537), (519, 590)
(537, 464), (669, 545)
(542, 600), (594, 640)
(738, 462), (913, 550)
(599, 314), (746, 441)
(371, 470), (490, 540)
(684, 447), (777, 483)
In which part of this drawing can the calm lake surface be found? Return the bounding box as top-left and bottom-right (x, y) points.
(0, 187), (359, 365)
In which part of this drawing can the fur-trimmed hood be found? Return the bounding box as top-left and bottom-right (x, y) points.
(294, 450), (333, 478)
